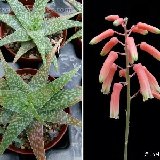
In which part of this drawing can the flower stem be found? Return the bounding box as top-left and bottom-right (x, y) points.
(123, 18), (131, 160)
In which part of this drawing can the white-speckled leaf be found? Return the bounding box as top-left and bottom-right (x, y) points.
(0, 78), (8, 90)
(0, 109), (14, 125)
(13, 41), (36, 63)
(27, 121), (46, 160)
(0, 29), (30, 47)
(6, 0), (31, 29)
(0, 51), (30, 92)
(65, 29), (82, 44)
(28, 67), (80, 108)
(44, 19), (82, 36)
(42, 110), (82, 127)
(41, 87), (82, 112)
(0, 90), (41, 120)
(28, 40), (61, 89)
(0, 114), (32, 154)
(0, 14), (21, 30)
(52, 55), (58, 71)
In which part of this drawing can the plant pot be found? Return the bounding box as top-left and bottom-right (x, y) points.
(1, 68), (69, 155)
(0, 6), (67, 68)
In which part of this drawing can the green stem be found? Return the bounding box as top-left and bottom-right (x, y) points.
(124, 18), (131, 160)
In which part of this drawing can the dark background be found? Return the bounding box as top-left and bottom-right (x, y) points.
(84, 0), (160, 160)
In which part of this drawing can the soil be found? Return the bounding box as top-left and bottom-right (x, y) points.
(0, 73), (63, 150)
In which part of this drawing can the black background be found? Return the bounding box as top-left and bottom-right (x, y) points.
(84, 0), (160, 160)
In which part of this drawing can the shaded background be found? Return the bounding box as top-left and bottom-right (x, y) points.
(84, 0), (160, 160)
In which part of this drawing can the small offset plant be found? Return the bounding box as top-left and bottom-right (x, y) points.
(90, 15), (160, 160)
(0, 40), (82, 160)
(0, 0), (82, 65)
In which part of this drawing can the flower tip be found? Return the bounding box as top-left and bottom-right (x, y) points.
(99, 76), (103, 83)
(100, 51), (106, 56)
(113, 21), (119, 26)
(89, 39), (97, 45)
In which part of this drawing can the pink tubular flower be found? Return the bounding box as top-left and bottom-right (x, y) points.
(137, 22), (160, 34)
(143, 66), (160, 93)
(100, 37), (119, 56)
(101, 63), (117, 94)
(99, 51), (118, 83)
(140, 42), (160, 61)
(126, 37), (138, 61)
(132, 26), (148, 35)
(90, 29), (114, 45)
(133, 63), (153, 101)
(152, 90), (160, 100)
(119, 69), (126, 78)
(113, 18), (124, 26)
(105, 15), (119, 21)
(110, 83), (123, 119)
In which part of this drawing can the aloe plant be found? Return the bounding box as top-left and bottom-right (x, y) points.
(0, 0), (82, 65)
(0, 40), (82, 160)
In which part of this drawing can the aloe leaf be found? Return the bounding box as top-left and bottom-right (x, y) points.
(6, 0), (31, 29)
(52, 55), (58, 71)
(0, 29), (30, 47)
(44, 19), (82, 36)
(65, 29), (82, 44)
(0, 109), (14, 125)
(27, 122), (46, 160)
(0, 114), (32, 154)
(0, 90), (41, 121)
(28, 40), (62, 89)
(28, 67), (80, 108)
(0, 14), (21, 30)
(0, 51), (30, 92)
(13, 41), (36, 63)
(41, 87), (82, 112)
(42, 110), (82, 127)
(0, 78), (9, 90)
(28, 30), (53, 65)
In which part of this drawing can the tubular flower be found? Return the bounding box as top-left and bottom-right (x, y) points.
(137, 22), (160, 34)
(119, 69), (126, 78)
(89, 29), (114, 45)
(101, 63), (117, 94)
(152, 90), (160, 100)
(110, 83), (123, 119)
(143, 66), (160, 93)
(99, 51), (118, 83)
(140, 42), (160, 61)
(126, 37), (138, 61)
(105, 15), (119, 21)
(113, 18), (124, 26)
(133, 63), (153, 101)
(100, 37), (119, 56)
(132, 26), (148, 35)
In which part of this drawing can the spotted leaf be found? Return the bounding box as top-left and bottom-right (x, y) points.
(27, 122), (46, 160)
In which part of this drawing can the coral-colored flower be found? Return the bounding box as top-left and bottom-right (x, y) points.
(133, 63), (153, 101)
(110, 83), (123, 119)
(143, 66), (160, 93)
(90, 29), (114, 45)
(140, 42), (160, 61)
(100, 37), (119, 56)
(137, 22), (160, 34)
(119, 69), (126, 78)
(126, 37), (138, 61)
(152, 90), (160, 100)
(105, 15), (119, 21)
(101, 63), (117, 94)
(99, 51), (118, 83)
(132, 26), (148, 35)
(113, 18), (124, 26)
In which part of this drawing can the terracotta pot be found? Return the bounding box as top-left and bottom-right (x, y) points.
(2, 68), (69, 154)
(0, 5), (67, 65)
